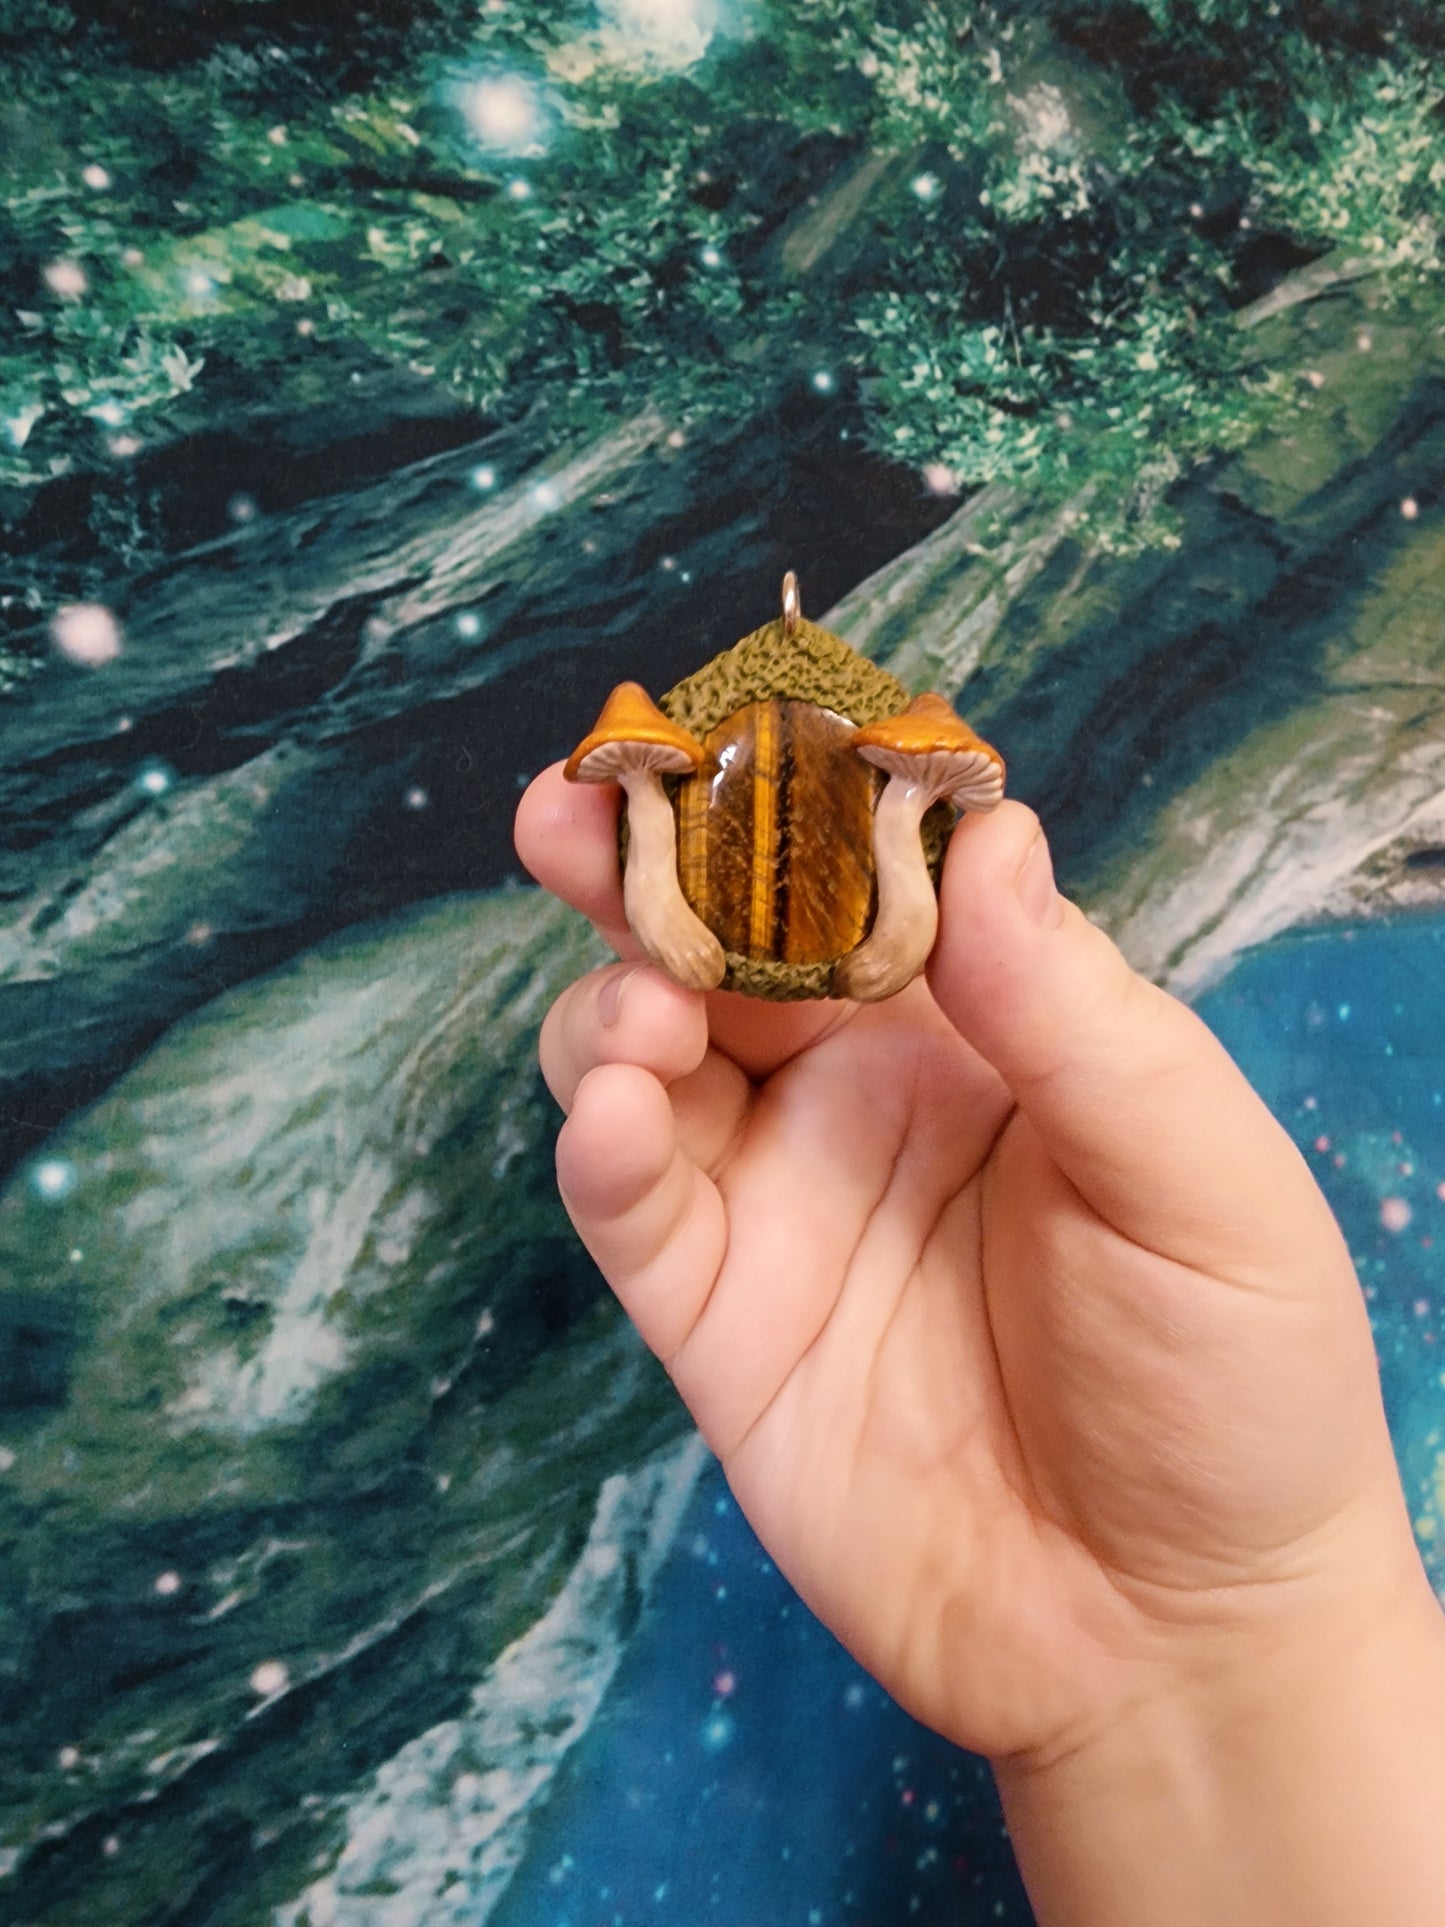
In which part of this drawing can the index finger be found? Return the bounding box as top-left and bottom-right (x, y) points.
(514, 763), (866, 1079)
(513, 761), (633, 956)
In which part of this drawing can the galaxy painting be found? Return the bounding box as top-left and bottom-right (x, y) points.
(1, 2), (1443, 1922)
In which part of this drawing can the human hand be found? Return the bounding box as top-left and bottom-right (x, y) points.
(514, 765), (1442, 1811)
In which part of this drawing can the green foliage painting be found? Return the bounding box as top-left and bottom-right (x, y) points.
(2, 0), (1442, 597)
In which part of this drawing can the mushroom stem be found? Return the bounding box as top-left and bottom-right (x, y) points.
(833, 776), (938, 1002)
(620, 770), (727, 991)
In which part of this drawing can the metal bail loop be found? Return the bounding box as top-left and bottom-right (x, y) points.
(781, 570), (801, 637)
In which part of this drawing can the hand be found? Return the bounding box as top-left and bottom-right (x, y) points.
(514, 765), (1441, 1800)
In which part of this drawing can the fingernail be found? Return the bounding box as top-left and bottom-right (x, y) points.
(598, 965), (639, 1027)
(1016, 832), (1065, 929)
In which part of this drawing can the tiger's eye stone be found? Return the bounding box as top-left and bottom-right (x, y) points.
(674, 699), (880, 964)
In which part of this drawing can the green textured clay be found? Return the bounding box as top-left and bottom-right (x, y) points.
(919, 800), (951, 885)
(721, 953), (837, 1000)
(660, 615), (913, 737)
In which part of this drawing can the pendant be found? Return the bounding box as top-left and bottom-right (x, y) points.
(564, 574), (1004, 1001)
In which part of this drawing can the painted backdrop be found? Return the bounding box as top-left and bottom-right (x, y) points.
(2, 3), (1443, 1922)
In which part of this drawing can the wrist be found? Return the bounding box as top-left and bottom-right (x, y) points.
(994, 1566), (1445, 1927)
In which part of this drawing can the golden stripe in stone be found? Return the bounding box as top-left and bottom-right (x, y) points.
(748, 700), (780, 957)
(676, 756), (710, 926)
(672, 699), (880, 968)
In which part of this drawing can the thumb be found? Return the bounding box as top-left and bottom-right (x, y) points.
(927, 802), (1339, 1283)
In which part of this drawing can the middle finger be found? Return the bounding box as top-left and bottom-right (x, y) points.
(539, 962), (753, 1176)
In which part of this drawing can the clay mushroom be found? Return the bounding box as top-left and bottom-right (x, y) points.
(564, 681), (727, 991)
(833, 692), (1005, 1003)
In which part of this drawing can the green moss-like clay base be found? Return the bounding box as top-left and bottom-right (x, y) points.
(719, 952), (837, 1001)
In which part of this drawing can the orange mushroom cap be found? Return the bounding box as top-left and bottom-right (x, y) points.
(853, 692), (1001, 763)
(852, 692), (1005, 810)
(564, 681), (707, 783)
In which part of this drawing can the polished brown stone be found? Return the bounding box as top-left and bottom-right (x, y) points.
(674, 700), (880, 964)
